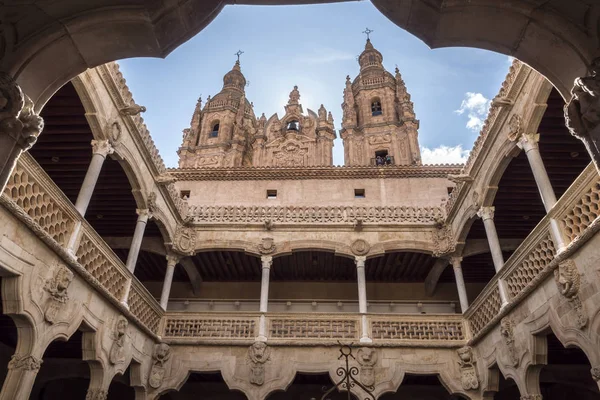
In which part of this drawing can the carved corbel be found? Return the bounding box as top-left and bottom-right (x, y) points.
(447, 174), (474, 184)
(500, 318), (519, 367)
(554, 259), (587, 329)
(247, 341), (271, 386)
(109, 316), (128, 365)
(120, 103), (146, 116)
(356, 347), (377, 388)
(148, 343), (171, 389)
(43, 264), (74, 324)
(155, 173), (175, 185)
(264, 219), (273, 231)
(457, 346), (479, 390)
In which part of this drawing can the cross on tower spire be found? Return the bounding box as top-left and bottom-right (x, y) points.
(235, 50), (244, 62)
(362, 28), (374, 40)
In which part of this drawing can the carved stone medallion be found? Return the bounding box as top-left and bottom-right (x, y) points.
(43, 264), (74, 324)
(456, 346), (479, 390)
(149, 343), (171, 389)
(357, 347), (377, 388)
(351, 239), (370, 256)
(109, 316), (128, 365)
(247, 341), (271, 386)
(173, 225), (196, 255)
(258, 237), (276, 255)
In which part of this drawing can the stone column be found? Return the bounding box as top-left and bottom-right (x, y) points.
(74, 140), (114, 216)
(477, 207), (509, 307)
(0, 353), (43, 400)
(450, 257), (469, 312)
(516, 132), (566, 252)
(257, 255), (272, 342)
(120, 209), (150, 306)
(159, 254), (179, 311)
(0, 72), (44, 195)
(355, 256), (371, 343)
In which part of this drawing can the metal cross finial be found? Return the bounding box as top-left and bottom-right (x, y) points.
(363, 28), (374, 39)
(235, 50), (244, 62)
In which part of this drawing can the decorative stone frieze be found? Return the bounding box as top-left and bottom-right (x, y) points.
(8, 354), (42, 371)
(351, 239), (370, 256)
(86, 389), (108, 400)
(457, 346), (479, 390)
(500, 318), (519, 367)
(190, 205), (444, 225)
(357, 347), (377, 388)
(554, 259), (587, 329)
(247, 341), (271, 386)
(43, 264), (74, 323)
(149, 343), (171, 389)
(109, 316), (128, 365)
(258, 237), (276, 254)
(172, 225), (196, 255)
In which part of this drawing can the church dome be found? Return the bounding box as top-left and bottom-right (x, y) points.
(222, 60), (247, 92)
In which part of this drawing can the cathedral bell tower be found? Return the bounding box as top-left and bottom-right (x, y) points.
(178, 58), (257, 168)
(340, 37), (421, 166)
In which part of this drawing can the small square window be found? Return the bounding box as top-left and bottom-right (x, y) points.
(180, 190), (191, 199)
(267, 190), (277, 199)
(354, 189), (365, 198)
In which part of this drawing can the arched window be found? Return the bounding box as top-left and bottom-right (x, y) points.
(209, 122), (220, 138)
(371, 99), (382, 116)
(286, 120), (299, 131)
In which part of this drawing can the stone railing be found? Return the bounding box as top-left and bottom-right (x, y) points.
(2, 153), (164, 336)
(466, 162), (600, 340)
(190, 205), (444, 225)
(161, 313), (468, 346)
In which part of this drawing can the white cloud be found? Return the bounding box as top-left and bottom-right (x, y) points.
(455, 92), (491, 132)
(420, 145), (470, 165)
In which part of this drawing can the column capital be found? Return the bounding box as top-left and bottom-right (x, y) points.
(449, 256), (463, 268)
(91, 139), (114, 157)
(136, 208), (151, 222)
(477, 206), (495, 221)
(354, 255), (367, 268)
(166, 253), (180, 267)
(516, 132), (540, 151)
(261, 255), (273, 268)
(8, 354), (42, 372)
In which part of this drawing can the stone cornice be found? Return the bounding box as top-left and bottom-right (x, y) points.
(168, 164), (462, 181)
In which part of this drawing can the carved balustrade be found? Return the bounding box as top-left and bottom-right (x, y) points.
(161, 312), (468, 346)
(190, 205), (444, 225)
(1, 152), (164, 336)
(466, 162), (600, 340)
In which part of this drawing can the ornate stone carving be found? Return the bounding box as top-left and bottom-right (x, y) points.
(146, 191), (157, 213)
(86, 389), (108, 400)
(554, 259), (587, 329)
(258, 237), (276, 254)
(357, 347), (377, 388)
(0, 72), (44, 152)
(457, 346), (479, 390)
(565, 58), (600, 166)
(500, 318), (519, 367)
(507, 114), (523, 141)
(43, 264), (74, 324)
(247, 341), (271, 386)
(173, 225), (196, 255)
(520, 395), (542, 400)
(119, 103), (146, 116)
(351, 239), (370, 256)
(477, 206), (495, 221)
(109, 316), (128, 365)
(590, 366), (600, 381)
(91, 140), (114, 157)
(8, 354), (42, 371)
(367, 134), (391, 145)
(432, 224), (455, 257)
(109, 121), (122, 144)
(149, 343), (171, 389)
(273, 141), (308, 167)
(263, 219), (273, 231)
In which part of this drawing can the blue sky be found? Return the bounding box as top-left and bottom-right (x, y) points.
(118, 1), (511, 167)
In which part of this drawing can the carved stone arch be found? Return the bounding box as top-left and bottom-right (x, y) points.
(280, 239), (356, 259)
(0, 275), (38, 358)
(194, 240), (260, 257)
(374, 239), (438, 256)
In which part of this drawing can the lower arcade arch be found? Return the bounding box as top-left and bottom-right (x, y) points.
(378, 374), (467, 400)
(159, 372), (246, 400)
(266, 372), (359, 400)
